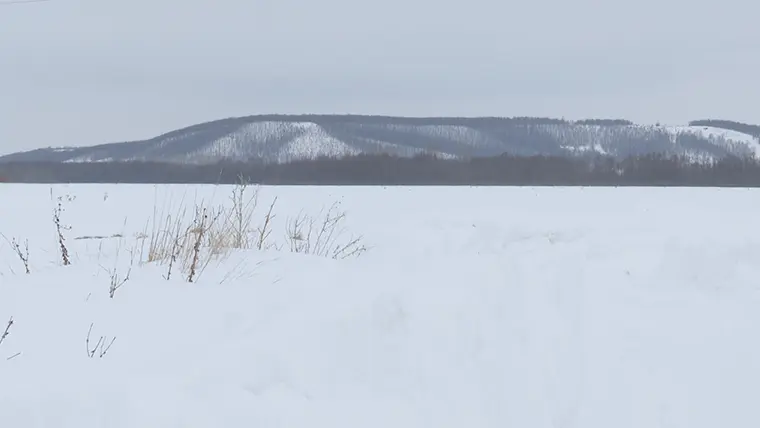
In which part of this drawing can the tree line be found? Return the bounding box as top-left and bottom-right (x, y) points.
(2, 152), (760, 186)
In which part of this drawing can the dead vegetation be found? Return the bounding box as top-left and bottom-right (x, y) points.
(286, 201), (367, 259)
(146, 200), (229, 282)
(86, 323), (116, 358)
(2, 234), (30, 274)
(2, 182), (366, 284)
(53, 196), (71, 266)
(187, 207), (209, 283)
(0, 317), (13, 347)
(100, 240), (135, 298)
(256, 196), (278, 250)
(141, 180), (367, 282)
(143, 179), (276, 282)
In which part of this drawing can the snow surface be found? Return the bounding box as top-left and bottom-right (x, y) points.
(2, 184), (760, 427)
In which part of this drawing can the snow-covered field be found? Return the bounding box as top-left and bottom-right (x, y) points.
(1, 184), (760, 427)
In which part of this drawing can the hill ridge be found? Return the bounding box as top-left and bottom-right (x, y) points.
(2, 115), (759, 165)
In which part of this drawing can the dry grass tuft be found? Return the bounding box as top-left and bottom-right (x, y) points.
(141, 180), (366, 282)
(144, 180), (267, 282)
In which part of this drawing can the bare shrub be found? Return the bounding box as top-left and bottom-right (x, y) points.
(286, 202), (367, 259)
(86, 323), (115, 358)
(2, 234), (30, 274)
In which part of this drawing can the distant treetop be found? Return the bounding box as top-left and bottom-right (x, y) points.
(574, 119), (634, 126)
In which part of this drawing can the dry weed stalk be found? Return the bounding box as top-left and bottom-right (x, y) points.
(229, 175), (258, 249)
(163, 224), (183, 281)
(286, 202), (367, 259)
(182, 204), (229, 282)
(13, 238), (30, 274)
(109, 258), (132, 299)
(147, 203), (189, 264)
(204, 205), (237, 256)
(257, 196), (278, 250)
(97, 237), (136, 297)
(2, 234), (30, 274)
(187, 207), (209, 283)
(53, 197), (71, 266)
(149, 209), (195, 281)
(0, 317), (13, 347)
(86, 323), (116, 358)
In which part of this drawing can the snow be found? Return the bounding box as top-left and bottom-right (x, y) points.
(663, 125), (760, 157)
(192, 121), (358, 162)
(2, 184), (760, 427)
(63, 155), (114, 163)
(561, 143), (608, 155)
(277, 124), (360, 162)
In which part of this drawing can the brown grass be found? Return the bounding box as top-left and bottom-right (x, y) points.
(143, 181), (267, 282)
(141, 181), (366, 282)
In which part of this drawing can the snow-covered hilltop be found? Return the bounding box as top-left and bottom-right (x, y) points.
(2, 115), (759, 164)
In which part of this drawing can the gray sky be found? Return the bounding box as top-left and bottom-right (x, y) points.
(1, 0), (758, 155)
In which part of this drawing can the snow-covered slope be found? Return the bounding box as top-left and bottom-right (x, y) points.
(2, 184), (760, 427)
(664, 125), (760, 158)
(1, 115), (759, 164)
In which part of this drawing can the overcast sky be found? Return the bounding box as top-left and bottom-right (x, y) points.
(1, 0), (757, 155)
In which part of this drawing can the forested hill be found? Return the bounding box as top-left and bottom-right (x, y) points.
(1, 115), (759, 165)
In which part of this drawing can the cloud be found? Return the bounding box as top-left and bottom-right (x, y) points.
(1, 0), (758, 154)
